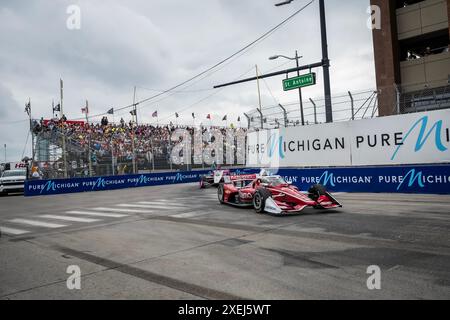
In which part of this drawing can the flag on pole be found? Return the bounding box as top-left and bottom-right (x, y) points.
(25, 101), (31, 116)
(175, 112), (179, 118)
(60, 79), (64, 99)
(192, 113), (195, 119)
(222, 115), (227, 121)
(130, 109), (137, 116)
(152, 111), (158, 118)
(238, 116), (241, 122)
(81, 107), (89, 114)
(53, 103), (61, 112)
(107, 108), (114, 115)
(206, 114), (211, 120)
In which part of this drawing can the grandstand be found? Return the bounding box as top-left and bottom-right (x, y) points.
(31, 119), (248, 179)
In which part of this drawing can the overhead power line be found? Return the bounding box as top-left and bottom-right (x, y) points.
(72, 0), (316, 121)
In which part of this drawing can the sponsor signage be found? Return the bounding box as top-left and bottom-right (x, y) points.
(24, 168), (259, 197)
(277, 165), (450, 195)
(247, 109), (450, 167)
(24, 165), (450, 196)
(283, 73), (316, 91)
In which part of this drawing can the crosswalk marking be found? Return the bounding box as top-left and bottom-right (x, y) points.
(0, 227), (30, 235)
(9, 219), (67, 229)
(116, 204), (179, 210)
(91, 207), (154, 214)
(39, 215), (101, 223)
(171, 212), (210, 219)
(65, 210), (129, 218)
(137, 201), (185, 207)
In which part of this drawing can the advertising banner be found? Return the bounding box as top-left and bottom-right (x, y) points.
(276, 164), (450, 194)
(24, 168), (257, 197)
(350, 110), (450, 165)
(247, 109), (450, 167)
(24, 165), (450, 196)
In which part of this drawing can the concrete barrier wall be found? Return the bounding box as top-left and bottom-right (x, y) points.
(24, 165), (450, 196)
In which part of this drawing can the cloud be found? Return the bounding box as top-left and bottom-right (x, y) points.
(0, 0), (375, 161)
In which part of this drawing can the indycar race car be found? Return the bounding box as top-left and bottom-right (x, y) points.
(218, 174), (342, 215)
(199, 170), (231, 189)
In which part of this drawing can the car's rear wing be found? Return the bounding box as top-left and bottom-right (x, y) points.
(224, 174), (258, 184)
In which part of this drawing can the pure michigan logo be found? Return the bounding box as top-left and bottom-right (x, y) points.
(391, 116), (448, 160)
(397, 169), (424, 191)
(267, 133), (285, 159)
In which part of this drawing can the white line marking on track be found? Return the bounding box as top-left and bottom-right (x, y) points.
(65, 211), (129, 218)
(9, 219), (67, 228)
(116, 204), (180, 210)
(137, 201), (185, 207)
(91, 207), (154, 214)
(171, 212), (210, 219)
(0, 227), (30, 235)
(39, 215), (101, 223)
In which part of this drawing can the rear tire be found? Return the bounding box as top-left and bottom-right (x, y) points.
(253, 188), (271, 214)
(218, 184), (225, 204)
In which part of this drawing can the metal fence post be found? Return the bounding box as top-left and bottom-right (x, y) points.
(395, 84), (401, 114)
(348, 91), (354, 120)
(278, 103), (288, 127)
(257, 108), (264, 129)
(309, 98), (318, 124)
(244, 113), (251, 129)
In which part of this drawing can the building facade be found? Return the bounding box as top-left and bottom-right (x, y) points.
(371, 0), (450, 116)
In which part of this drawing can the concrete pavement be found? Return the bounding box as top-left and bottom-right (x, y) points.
(0, 184), (449, 299)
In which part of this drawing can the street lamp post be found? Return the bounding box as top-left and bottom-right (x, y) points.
(275, 0), (333, 123)
(269, 51), (305, 126)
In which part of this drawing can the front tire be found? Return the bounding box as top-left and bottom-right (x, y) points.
(308, 184), (327, 201)
(218, 184), (225, 204)
(253, 188), (271, 214)
(200, 176), (208, 189)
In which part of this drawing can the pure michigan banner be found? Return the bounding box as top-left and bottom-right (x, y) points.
(247, 109), (450, 167)
(25, 165), (450, 196)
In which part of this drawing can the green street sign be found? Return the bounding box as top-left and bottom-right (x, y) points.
(283, 73), (316, 91)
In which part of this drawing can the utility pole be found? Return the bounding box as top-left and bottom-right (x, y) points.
(60, 78), (68, 178)
(4, 144), (6, 163)
(85, 100), (93, 177)
(132, 86), (137, 174)
(215, 0), (334, 123)
(295, 50), (305, 126)
(26, 98), (35, 163)
(133, 86), (138, 125)
(319, 0), (333, 123)
(256, 65), (264, 130)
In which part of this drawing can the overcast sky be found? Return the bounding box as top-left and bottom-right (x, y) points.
(0, 0), (375, 162)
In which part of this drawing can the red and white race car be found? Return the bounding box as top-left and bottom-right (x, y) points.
(217, 174), (342, 215)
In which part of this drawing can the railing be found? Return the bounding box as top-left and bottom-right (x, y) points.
(31, 124), (248, 180)
(244, 89), (379, 130)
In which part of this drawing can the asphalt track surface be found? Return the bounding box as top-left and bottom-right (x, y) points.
(0, 184), (449, 300)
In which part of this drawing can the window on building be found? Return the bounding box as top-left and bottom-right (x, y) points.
(395, 0), (426, 9)
(399, 30), (450, 62)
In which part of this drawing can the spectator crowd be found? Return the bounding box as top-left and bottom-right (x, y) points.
(31, 117), (248, 177)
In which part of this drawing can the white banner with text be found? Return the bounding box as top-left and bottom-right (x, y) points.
(246, 109), (450, 167)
